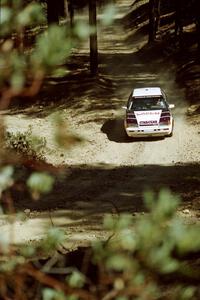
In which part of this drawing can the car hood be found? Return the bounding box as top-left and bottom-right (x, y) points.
(134, 110), (162, 125)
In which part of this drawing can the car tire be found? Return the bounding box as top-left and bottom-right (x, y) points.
(124, 128), (133, 141)
(124, 130), (130, 140)
(167, 120), (174, 137)
(168, 130), (173, 137)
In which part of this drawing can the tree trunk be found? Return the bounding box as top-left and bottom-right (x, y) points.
(148, 0), (156, 43)
(67, 0), (74, 28)
(155, 0), (161, 34)
(148, 0), (160, 43)
(197, 20), (200, 53)
(89, 0), (98, 75)
(47, 0), (61, 24)
(174, 0), (183, 38)
(194, 0), (200, 53)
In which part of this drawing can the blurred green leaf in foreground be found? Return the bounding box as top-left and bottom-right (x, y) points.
(93, 189), (200, 300)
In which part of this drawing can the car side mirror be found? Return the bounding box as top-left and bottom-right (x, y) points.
(122, 106), (127, 110)
(169, 104), (175, 109)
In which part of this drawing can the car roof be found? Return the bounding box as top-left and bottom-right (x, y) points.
(132, 87), (162, 97)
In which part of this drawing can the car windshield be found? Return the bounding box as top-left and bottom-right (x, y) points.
(130, 97), (167, 110)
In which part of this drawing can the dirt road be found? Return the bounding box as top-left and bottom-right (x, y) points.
(2, 0), (200, 248)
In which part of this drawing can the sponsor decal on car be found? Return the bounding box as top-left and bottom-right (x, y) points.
(139, 120), (158, 125)
(136, 111), (160, 116)
(134, 110), (162, 126)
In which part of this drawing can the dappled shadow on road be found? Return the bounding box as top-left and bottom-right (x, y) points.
(7, 71), (117, 117)
(6, 44), (177, 121)
(122, 0), (148, 29)
(13, 163), (200, 219)
(5, 0), (196, 123)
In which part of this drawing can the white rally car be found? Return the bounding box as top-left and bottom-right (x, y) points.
(123, 87), (175, 138)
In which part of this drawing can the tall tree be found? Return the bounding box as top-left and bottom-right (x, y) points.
(67, 0), (74, 28)
(89, 0), (98, 75)
(47, 0), (65, 24)
(194, 0), (200, 52)
(174, 0), (183, 38)
(155, 0), (161, 34)
(148, 0), (160, 43)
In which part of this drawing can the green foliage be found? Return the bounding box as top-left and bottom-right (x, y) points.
(42, 288), (66, 300)
(170, 219), (200, 255)
(0, 1), (45, 37)
(40, 227), (66, 253)
(20, 244), (36, 258)
(17, 3), (45, 27)
(0, 27), (71, 93)
(67, 270), (85, 288)
(0, 165), (14, 197)
(144, 189), (180, 221)
(0, 189), (199, 299)
(27, 171), (55, 197)
(52, 113), (82, 149)
(5, 127), (46, 159)
(0, 0), (73, 95)
(74, 21), (91, 39)
(0, 255), (26, 272)
(32, 25), (72, 71)
(0, 44), (27, 91)
(101, 4), (117, 26)
(92, 190), (200, 299)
